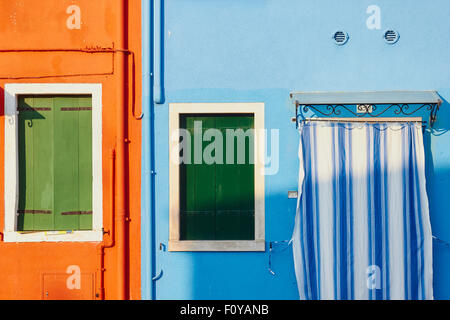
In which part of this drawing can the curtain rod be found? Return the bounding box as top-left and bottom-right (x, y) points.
(297, 117), (424, 123)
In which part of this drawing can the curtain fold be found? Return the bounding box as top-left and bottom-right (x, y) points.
(292, 121), (433, 300)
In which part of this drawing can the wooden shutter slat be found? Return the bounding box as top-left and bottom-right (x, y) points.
(215, 116), (254, 240)
(17, 96), (55, 231)
(32, 97), (55, 231)
(77, 96), (93, 230)
(54, 97), (80, 230)
(17, 97), (35, 231)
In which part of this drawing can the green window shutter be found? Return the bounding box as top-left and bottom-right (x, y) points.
(17, 96), (93, 231)
(180, 116), (217, 240)
(180, 114), (255, 241)
(215, 116), (255, 240)
(77, 96), (93, 230)
(18, 97), (54, 231)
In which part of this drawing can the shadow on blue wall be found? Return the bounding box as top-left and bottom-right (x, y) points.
(185, 194), (299, 300)
(425, 96), (450, 299)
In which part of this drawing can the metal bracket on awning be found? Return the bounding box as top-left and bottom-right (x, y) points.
(290, 91), (442, 128)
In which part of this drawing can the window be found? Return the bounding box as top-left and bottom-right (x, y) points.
(169, 103), (265, 251)
(17, 96), (92, 231)
(4, 84), (102, 242)
(180, 114), (255, 241)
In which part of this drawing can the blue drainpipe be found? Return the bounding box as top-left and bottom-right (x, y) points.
(141, 0), (154, 300)
(153, 0), (165, 104)
(142, 0), (164, 300)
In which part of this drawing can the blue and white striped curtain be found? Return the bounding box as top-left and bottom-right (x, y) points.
(292, 121), (433, 300)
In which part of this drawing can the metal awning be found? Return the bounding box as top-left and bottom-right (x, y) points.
(290, 90), (441, 105)
(290, 90), (442, 127)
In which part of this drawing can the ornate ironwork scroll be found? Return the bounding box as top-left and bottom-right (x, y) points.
(295, 102), (440, 128)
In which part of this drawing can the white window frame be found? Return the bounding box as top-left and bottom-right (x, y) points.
(169, 103), (265, 252)
(3, 83), (103, 242)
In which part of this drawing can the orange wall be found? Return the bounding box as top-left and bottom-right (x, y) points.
(0, 0), (141, 300)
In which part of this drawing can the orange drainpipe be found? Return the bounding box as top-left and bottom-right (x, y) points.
(96, 149), (116, 300)
(116, 0), (129, 300)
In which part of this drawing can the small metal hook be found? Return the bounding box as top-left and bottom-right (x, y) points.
(133, 112), (144, 120)
(152, 270), (163, 281)
(268, 240), (293, 276)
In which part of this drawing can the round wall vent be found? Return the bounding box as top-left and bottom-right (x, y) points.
(384, 29), (399, 44)
(332, 30), (349, 45)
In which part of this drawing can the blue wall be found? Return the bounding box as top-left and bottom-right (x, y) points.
(148, 0), (450, 299)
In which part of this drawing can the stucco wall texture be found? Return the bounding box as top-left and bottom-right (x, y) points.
(0, 0), (142, 300)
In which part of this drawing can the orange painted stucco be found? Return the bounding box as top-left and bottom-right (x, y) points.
(0, 0), (141, 300)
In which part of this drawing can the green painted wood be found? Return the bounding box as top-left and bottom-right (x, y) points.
(17, 96), (92, 231)
(215, 115), (254, 240)
(32, 97), (55, 230)
(180, 114), (255, 241)
(18, 97), (36, 231)
(78, 96), (93, 230)
(180, 116), (216, 240)
(54, 97), (80, 230)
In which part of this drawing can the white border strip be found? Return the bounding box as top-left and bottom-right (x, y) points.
(4, 83), (103, 242)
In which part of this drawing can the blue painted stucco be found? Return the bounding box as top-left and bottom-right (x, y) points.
(143, 0), (450, 299)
